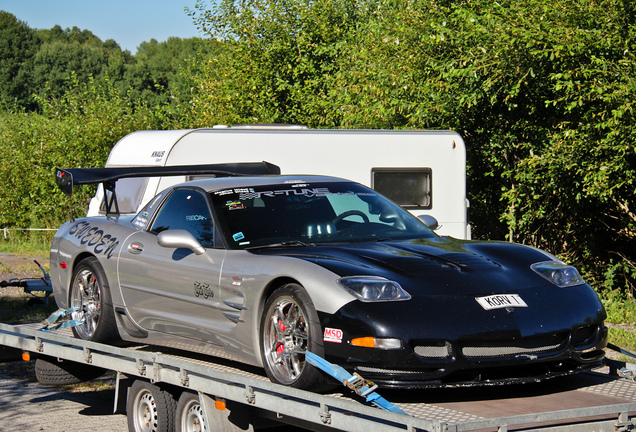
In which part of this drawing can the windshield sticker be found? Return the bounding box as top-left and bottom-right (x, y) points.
(226, 201), (244, 210)
(239, 188), (330, 200)
(185, 214), (208, 221)
(232, 232), (245, 242)
(133, 212), (149, 229)
(215, 189), (234, 196)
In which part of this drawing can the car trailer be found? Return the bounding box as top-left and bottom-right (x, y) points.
(0, 321), (635, 432)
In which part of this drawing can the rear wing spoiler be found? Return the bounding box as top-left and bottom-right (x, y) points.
(54, 162), (280, 217)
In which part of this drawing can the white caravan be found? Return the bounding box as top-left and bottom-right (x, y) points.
(88, 126), (470, 239)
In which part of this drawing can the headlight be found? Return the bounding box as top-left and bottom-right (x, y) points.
(531, 261), (585, 287)
(338, 276), (411, 302)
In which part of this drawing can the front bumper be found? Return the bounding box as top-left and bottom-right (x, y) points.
(317, 293), (608, 389)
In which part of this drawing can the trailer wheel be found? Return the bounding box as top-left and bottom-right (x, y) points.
(127, 380), (176, 432)
(34, 356), (107, 385)
(175, 391), (207, 432)
(260, 283), (326, 390)
(69, 256), (119, 343)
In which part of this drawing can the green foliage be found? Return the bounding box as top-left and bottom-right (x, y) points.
(0, 12), (40, 110)
(189, 0), (362, 125)
(121, 37), (217, 109)
(190, 0), (636, 294)
(0, 76), (166, 231)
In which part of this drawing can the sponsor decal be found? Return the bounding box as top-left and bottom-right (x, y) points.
(68, 221), (120, 259)
(225, 201), (244, 210)
(323, 327), (343, 343)
(151, 151), (165, 158)
(214, 189), (235, 196)
(185, 214), (208, 221)
(194, 281), (213, 299)
(239, 188), (330, 200)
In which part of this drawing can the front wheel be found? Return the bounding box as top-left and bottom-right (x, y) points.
(260, 283), (326, 390)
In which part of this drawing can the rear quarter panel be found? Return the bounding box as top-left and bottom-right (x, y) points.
(49, 217), (134, 309)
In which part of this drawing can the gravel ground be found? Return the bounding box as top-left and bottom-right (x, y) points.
(1, 252), (128, 431)
(0, 373), (127, 431)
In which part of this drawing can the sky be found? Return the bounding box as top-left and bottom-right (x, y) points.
(0, 0), (205, 53)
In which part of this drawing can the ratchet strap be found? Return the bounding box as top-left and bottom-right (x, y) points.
(305, 351), (409, 415)
(40, 307), (82, 331)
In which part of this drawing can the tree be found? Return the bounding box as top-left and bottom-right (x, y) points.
(0, 12), (41, 110)
(190, 0), (636, 292)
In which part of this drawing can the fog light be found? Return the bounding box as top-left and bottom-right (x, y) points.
(351, 337), (402, 349)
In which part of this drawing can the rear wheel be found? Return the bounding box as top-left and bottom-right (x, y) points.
(260, 283), (325, 389)
(69, 256), (119, 343)
(127, 380), (176, 432)
(175, 391), (207, 432)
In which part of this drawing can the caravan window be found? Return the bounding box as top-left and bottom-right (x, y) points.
(100, 177), (149, 214)
(371, 168), (432, 209)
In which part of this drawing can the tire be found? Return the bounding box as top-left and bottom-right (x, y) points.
(34, 356), (107, 385)
(69, 256), (119, 343)
(127, 380), (176, 432)
(260, 283), (326, 390)
(175, 391), (207, 432)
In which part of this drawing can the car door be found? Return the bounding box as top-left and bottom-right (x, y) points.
(117, 187), (229, 345)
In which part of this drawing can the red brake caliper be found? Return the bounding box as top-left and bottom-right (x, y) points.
(276, 320), (286, 355)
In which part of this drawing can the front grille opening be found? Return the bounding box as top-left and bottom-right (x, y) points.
(413, 342), (452, 359)
(460, 332), (567, 360)
(356, 366), (429, 375)
(572, 325), (597, 346)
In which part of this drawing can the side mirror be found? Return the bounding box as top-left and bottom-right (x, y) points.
(157, 230), (205, 255)
(417, 215), (439, 230)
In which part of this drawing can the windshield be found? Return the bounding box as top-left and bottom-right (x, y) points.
(211, 181), (435, 249)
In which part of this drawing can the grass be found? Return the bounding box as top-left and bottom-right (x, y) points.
(0, 234), (53, 255)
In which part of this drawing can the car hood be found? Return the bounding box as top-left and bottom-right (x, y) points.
(252, 237), (559, 296)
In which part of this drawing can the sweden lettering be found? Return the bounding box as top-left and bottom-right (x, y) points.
(68, 221), (119, 259)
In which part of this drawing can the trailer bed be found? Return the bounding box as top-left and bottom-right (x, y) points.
(0, 322), (634, 431)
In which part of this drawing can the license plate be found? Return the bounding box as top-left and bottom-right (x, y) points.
(476, 294), (528, 310)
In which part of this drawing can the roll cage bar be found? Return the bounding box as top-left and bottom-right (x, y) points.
(54, 162), (280, 218)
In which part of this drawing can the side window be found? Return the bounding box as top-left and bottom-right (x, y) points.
(371, 168), (432, 209)
(150, 189), (214, 247)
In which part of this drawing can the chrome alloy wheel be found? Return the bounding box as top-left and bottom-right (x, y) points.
(263, 296), (309, 385)
(70, 268), (102, 340)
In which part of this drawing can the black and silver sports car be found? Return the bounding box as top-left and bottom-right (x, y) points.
(50, 163), (607, 389)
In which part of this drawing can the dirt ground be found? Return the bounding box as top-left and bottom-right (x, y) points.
(0, 252), (50, 281)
